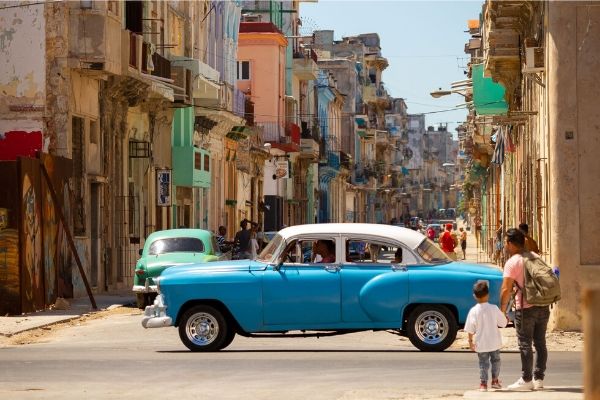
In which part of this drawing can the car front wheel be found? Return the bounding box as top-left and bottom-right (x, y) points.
(178, 305), (228, 352)
(407, 305), (457, 352)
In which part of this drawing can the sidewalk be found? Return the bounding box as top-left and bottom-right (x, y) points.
(456, 221), (497, 266)
(0, 292), (135, 337)
(463, 387), (583, 399)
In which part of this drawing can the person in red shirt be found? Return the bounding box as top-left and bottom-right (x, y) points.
(439, 223), (458, 260)
(426, 226), (436, 241)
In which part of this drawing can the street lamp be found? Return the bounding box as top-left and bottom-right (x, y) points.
(430, 88), (468, 98)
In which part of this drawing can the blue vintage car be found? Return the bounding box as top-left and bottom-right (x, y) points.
(142, 223), (503, 352)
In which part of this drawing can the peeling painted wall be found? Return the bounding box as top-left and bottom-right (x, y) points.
(0, 2), (46, 159)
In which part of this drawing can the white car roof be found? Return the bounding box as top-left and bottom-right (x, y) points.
(277, 223), (426, 249)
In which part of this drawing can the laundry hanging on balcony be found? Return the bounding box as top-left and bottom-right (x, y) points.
(491, 127), (505, 165)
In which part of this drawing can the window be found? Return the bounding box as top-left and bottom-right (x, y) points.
(278, 239), (336, 264)
(237, 61), (250, 80)
(194, 152), (201, 170)
(90, 119), (99, 145)
(416, 239), (451, 264)
(204, 154), (210, 171)
(148, 237), (205, 255)
(345, 239), (417, 264)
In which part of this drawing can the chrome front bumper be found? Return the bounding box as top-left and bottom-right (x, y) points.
(132, 277), (157, 293)
(141, 295), (172, 329)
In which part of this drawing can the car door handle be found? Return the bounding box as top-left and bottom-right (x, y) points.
(391, 265), (408, 272)
(324, 265), (340, 272)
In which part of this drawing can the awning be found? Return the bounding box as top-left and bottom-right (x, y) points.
(472, 64), (508, 116)
(226, 125), (247, 141)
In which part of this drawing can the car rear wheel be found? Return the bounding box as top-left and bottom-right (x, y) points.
(178, 305), (228, 352)
(407, 305), (457, 352)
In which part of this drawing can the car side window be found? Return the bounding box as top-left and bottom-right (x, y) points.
(345, 239), (416, 265)
(280, 239), (336, 264)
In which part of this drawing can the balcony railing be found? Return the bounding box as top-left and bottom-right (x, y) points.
(129, 32), (139, 68)
(151, 53), (171, 80)
(257, 121), (300, 152)
(233, 88), (246, 118)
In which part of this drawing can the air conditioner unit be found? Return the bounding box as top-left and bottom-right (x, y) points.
(523, 47), (544, 73)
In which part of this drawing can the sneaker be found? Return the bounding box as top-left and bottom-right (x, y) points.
(479, 382), (488, 392)
(507, 377), (534, 391)
(491, 379), (502, 389)
(533, 379), (544, 390)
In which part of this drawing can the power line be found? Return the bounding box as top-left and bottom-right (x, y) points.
(0, 1), (54, 11)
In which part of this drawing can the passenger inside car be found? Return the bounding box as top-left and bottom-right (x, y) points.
(393, 247), (403, 263)
(313, 240), (335, 263)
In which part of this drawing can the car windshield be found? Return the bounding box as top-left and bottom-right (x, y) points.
(416, 238), (451, 263)
(256, 233), (284, 263)
(148, 237), (205, 255)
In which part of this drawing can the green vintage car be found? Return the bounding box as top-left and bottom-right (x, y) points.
(133, 229), (227, 308)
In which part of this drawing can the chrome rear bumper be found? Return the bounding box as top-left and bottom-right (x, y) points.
(141, 295), (172, 329)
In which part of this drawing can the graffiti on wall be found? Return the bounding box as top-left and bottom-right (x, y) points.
(20, 158), (44, 312)
(0, 155), (73, 315)
(41, 154), (73, 301)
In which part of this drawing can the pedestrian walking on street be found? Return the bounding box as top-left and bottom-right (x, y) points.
(465, 280), (508, 392)
(440, 223), (458, 260)
(500, 228), (550, 391)
(233, 219), (252, 259)
(459, 227), (467, 260)
(519, 223), (540, 254)
(494, 220), (504, 265)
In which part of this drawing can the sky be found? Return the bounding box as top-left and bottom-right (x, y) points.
(300, 0), (482, 134)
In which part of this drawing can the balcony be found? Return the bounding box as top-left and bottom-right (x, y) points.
(375, 130), (390, 147)
(151, 53), (171, 81)
(69, 9), (123, 75)
(129, 32), (142, 70)
(340, 151), (352, 170)
(300, 138), (320, 159)
(299, 120), (320, 159)
(171, 65), (192, 106)
(362, 85), (389, 108)
(293, 49), (319, 80)
(171, 57), (220, 104)
(233, 88), (246, 119)
(172, 146), (211, 188)
(258, 122), (300, 153)
(326, 151), (341, 170)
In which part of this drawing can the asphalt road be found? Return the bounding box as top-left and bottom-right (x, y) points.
(0, 309), (583, 400)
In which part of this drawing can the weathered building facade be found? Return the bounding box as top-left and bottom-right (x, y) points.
(462, 0), (600, 329)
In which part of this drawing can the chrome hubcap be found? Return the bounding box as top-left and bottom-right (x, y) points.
(186, 312), (219, 346)
(415, 310), (448, 345)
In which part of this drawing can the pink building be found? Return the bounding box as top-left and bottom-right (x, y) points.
(237, 22), (298, 153)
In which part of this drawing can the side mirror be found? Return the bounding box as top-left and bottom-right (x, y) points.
(138, 249), (143, 256)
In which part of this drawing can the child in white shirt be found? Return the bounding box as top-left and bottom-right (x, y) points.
(464, 280), (508, 391)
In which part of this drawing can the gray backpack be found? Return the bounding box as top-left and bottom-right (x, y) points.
(516, 251), (561, 307)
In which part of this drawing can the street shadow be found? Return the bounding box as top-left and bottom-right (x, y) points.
(503, 387), (582, 394)
(156, 348), (522, 354)
(157, 349), (424, 354)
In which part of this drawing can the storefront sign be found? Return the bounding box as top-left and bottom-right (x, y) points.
(157, 169), (171, 206)
(274, 160), (289, 179)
